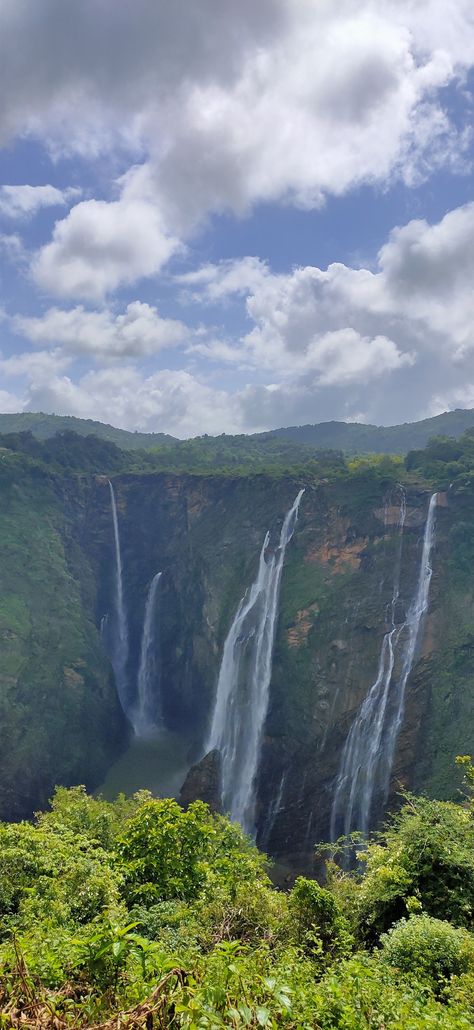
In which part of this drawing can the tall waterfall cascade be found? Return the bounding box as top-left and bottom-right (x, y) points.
(331, 491), (437, 842)
(207, 488), (304, 835)
(108, 481), (129, 716)
(133, 572), (162, 737)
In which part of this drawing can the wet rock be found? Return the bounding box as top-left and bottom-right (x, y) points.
(179, 749), (223, 813)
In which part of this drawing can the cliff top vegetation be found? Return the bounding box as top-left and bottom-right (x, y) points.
(3, 424), (474, 496)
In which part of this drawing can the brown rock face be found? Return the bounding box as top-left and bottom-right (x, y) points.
(287, 603), (320, 648)
(179, 749), (223, 813)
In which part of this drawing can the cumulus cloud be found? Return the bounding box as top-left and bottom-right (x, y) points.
(0, 387), (24, 413)
(0, 184), (80, 220)
(188, 201), (474, 372)
(14, 301), (188, 359)
(377, 202), (474, 350)
(178, 257), (269, 302)
(32, 197), (180, 300)
(170, 200), (474, 428)
(0, 348), (69, 379)
(0, 1), (471, 299)
(24, 367), (243, 437)
(3, 199), (473, 435)
(0, 0), (284, 148)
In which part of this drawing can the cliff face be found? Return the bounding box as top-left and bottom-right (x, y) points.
(1, 462), (473, 874)
(83, 471), (474, 868)
(0, 465), (125, 820)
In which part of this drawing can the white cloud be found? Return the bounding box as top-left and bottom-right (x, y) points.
(14, 301), (188, 359)
(187, 201), (474, 373)
(0, 232), (27, 264)
(5, 200), (474, 436)
(178, 257), (269, 302)
(24, 367), (244, 437)
(0, 349), (69, 379)
(0, 1), (470, 300)
(0, 388), (23, 413)
(377, 202), (474, 350)
(0, 184), (80, 220)
(298, 330), (413, 386)
(32, 197), (180, 300)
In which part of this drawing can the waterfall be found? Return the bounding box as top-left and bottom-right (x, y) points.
(108, 480), (129, 716)
(207, 488), (304, 835)
(133, 572), (162, 737)
(331, 491), (437, 842)
(260, 771), (287, 850)
(382, 491), (437, 801)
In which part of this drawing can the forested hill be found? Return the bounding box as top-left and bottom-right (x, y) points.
(1, 406), (474, 454)
(263, 408), (474, 453)
(0, 411), (175, 449)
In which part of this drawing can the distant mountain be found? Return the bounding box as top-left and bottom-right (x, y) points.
(1, 407), (474, 455)
(0, 412), (175, 450)
(261, 409), (474, 454)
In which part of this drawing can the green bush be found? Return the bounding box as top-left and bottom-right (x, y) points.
(353, 794), (474, 940)
(115, 797), (268, 905)
(380, 914), (474, 993)
(288, 876), (353, 957)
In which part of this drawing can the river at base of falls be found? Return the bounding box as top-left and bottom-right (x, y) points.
(99, 726), (191, 801)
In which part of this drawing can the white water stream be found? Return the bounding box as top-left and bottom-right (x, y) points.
(133, 572), (162, 736)
(207, 489), (304, 834)
(331, 491), (437, 841)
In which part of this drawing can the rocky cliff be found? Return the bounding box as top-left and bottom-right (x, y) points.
(1, 453), (473, 874)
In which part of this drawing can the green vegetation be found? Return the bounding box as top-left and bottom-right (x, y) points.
(9, 421), (474, 482)
(0, 453), (123, 820)
(266, 408), (474, 454)
(406, 428), (474, 493)
(2, 406), (474, 456)
(1, 767), (474, 1028)
(0, 412), (175, 449)
(0, 426), (413, 479)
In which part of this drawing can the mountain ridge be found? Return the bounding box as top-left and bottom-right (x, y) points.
(2, 407), (474, 454)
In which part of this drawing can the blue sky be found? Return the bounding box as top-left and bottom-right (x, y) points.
(0, 0), (473, 437)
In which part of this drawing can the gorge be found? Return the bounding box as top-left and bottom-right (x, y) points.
(0, 425), (473, 875)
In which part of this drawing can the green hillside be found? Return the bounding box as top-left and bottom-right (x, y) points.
(263, 408), (474, 453)
(2, 407), (474, 455)
(0, 412), (175, 449)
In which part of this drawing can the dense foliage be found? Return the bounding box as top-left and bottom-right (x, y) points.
(406, 429), (474, 493)
(2, 406), (474, 456)
(1, 768), (474, 1028)
(0, 428), (408, 480)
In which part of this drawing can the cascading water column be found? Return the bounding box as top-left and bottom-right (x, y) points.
(381, 491), (437, 802)
(207, 488), (304, 835)
(132, 572), (162, 737)
(107, 480), (130, 717)
(330, 491), (437, 842)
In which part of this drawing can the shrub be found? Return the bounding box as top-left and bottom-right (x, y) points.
(354, 794), (474, 940)
(288, 876), (353, 957)
(380, 914), (474, 993)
